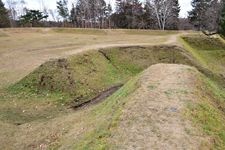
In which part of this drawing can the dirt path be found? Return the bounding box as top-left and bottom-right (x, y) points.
(110, 64), (209, 149)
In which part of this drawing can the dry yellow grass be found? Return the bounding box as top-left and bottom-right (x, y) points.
(0, 28), (181, 88)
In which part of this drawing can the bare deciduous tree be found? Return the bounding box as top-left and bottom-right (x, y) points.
(146, 0), (179, 30)
(75, 0), (107, 28)
(17, 0), (26, 17)
(6, 0), (18, 27)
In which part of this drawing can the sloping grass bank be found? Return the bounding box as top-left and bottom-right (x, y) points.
(1, 45), (192, 125)
(181, 36), (225, 80)
(185, 74), (225, 149)
(181, 35), (225, 149)
(9, 45), (191, 106)
(72, 76), (139, 150)
(181, 35), (225, 111)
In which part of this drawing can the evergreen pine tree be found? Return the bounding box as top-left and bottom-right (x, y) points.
(167, 0), (180, 30)
(188, 0), (211, 30)
(20, 10), (48, 27)
(142, 2), (157, 29)
(106, 3), (113, 28)
(0, 0), (10, 28)
(56, 0), (69, 21)
(70, 3), (77, 27)
(113, 0), (143, 28)
(219, 0), (225, 35)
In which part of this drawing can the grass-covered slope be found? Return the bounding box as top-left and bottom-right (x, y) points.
(68, 65), (225, 150)
(181, 35), (225, 149)
(72, 76), (140, 150)
(185, 74), (225, 149)
(181, 35), (225, 111)
(0, 45), (195, 148)
(1, 45), (192, 125)
(9, 46), (192, 107)
(181, 36), (225, 76)
(182, 36), (225, 50)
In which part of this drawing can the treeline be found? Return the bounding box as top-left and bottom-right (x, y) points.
(0, 0), (225, 34)
(55, 0), (181, 30)
(0, 0), (178, 29)
(69, 0), (179, 30)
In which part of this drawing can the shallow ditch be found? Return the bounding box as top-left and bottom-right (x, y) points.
(71, 84), (123, 110)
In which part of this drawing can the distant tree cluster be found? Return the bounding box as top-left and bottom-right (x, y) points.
(188, 0), (225, 35)
(104, 0), (180, 30)
(20, 10), (48, 27)
(0, 0), (10, 27)
(69, 0), (112, 28)
(0, 0), (181, 30)
(219, 0), (225, 35)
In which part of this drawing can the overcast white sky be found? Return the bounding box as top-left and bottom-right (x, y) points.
(3, 0), (192, 18)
